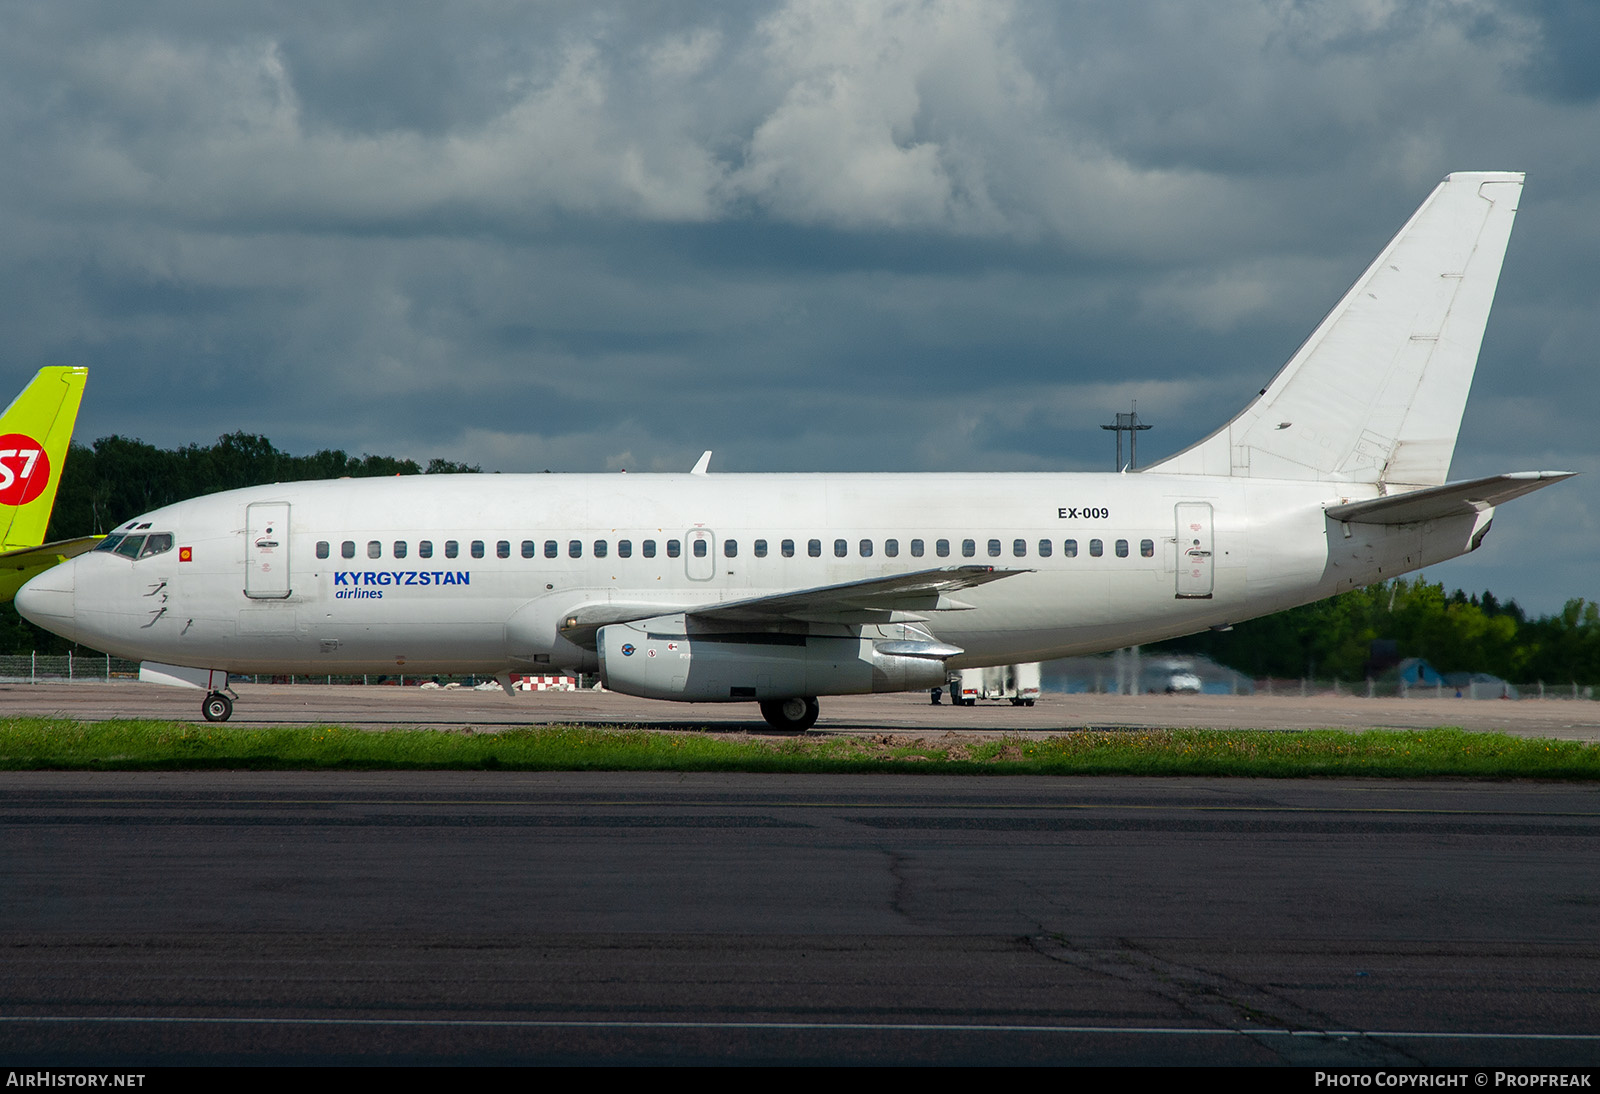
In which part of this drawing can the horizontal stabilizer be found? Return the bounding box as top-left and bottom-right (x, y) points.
(1324, 471), (1575, 525)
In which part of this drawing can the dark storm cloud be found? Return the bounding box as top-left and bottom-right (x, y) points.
(0, 0), (1596, 610)
(1518, 0), (1600, 103)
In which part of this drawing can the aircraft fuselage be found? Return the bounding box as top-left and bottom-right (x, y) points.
(27, 470), (1484, 678)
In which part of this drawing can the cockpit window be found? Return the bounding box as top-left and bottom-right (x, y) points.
(139, 533), (173, 558)
(97, 531), (174, 560)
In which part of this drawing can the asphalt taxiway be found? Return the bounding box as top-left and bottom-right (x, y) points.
(2, 769), (1598, 1066)
(2, 686), (1597, 1065)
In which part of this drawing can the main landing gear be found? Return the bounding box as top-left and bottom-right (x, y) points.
(759, 696), (820, 732)
(202, 691), (234, 722)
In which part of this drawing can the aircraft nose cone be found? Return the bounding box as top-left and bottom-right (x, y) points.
(16, 562), (75, 634)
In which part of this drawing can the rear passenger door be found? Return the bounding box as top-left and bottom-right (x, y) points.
(1174, 502), (1214, 599)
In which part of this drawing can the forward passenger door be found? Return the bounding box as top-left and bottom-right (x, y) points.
(245, 502), (292, 599)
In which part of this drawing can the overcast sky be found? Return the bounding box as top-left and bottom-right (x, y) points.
(4, 0), (1597, 613)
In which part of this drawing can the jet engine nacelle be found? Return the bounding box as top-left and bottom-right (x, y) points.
(597, 614), (951, 702)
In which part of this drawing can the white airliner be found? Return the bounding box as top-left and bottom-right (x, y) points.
(16, 171), (1573, 728)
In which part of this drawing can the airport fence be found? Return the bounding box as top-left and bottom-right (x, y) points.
(1051, 674), (1597, 700)
(1222, 674), (1587, 700)
(0, 653), (1590, 701)
(0, 653), (141, 683)
(1251, 677), (1593, 700)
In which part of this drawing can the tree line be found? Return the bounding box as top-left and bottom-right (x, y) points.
(1150, 577), (1600, 686)
(47, 432), (478, 542)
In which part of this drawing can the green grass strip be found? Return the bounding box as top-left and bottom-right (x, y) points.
(0, 720), (1597, 778)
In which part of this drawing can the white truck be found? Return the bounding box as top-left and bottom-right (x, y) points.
(947, 663), (1041, 707)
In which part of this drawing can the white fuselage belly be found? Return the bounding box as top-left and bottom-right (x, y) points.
(56, 471), (1486, 680)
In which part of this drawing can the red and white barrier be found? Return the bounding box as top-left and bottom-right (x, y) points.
(513, 674), (577, 692)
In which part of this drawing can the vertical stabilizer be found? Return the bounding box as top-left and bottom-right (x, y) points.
(0, 367), (88, 550)
(1146, 172), (1523, 485)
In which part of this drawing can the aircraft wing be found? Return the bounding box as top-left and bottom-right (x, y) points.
(557, 565), (1029, 646)
(1324, 472), (1576, 525)
(687, 565), (1029, 625)
(0, 536), (103, 603)
(0, 536), (103, 564)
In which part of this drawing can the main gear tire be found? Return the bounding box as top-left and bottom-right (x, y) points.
(759, 696), (820, 732)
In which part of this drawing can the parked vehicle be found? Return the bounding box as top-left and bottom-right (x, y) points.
(947, 663), (1040, 707)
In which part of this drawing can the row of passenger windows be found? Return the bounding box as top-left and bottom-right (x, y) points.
(316, 536), (1159, 561)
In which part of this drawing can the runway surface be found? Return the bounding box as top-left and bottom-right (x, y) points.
(4, 680), (1600, 738)
(2, 771), (1598, 1065)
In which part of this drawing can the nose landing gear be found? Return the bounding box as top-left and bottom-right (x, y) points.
(202, 691), (234, 722)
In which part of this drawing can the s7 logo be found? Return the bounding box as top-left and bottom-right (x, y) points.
(0, 434), (50, 506)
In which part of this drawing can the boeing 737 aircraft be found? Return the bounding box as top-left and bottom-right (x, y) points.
(0, 367), (96, 601)
(16, 173), (1574, 727)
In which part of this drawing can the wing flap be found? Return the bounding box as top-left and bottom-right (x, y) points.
(689, 565), (1028, 624)
(555, 566), (1028, 647)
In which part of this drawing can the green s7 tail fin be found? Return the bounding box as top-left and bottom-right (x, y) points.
(0, 367), (88, 551)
